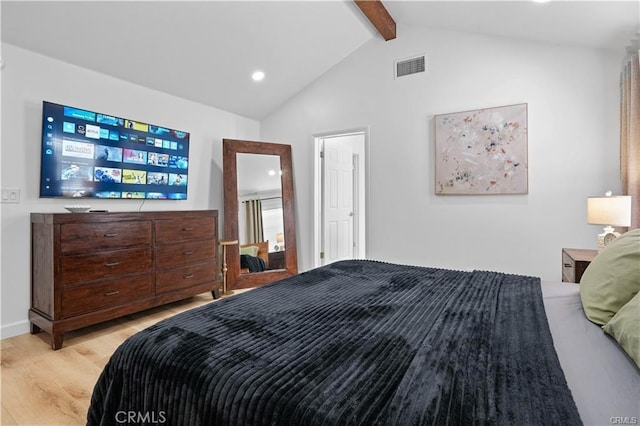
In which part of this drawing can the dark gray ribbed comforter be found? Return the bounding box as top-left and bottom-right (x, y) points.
(87, 260), (581, 425)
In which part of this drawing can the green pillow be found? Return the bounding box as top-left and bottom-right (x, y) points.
(603, 291), (640, 368)
(580, 228), (640, 325)
(240, 245), (259, 257)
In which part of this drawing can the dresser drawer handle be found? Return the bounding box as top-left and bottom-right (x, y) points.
(184, 250), (195, 255)
(103, 233), (119, 237)
(184, 274), (195, 279)
(182, 227), (193, 232)
(105, 291), (120, 296)
(104, 262), (120, 267)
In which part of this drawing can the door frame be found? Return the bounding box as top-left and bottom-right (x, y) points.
(312, 128), (369, 268)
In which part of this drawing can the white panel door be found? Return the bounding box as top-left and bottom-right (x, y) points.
(322, 138), (354, 265)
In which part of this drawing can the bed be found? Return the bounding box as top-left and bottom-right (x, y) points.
(541, 282), (639, 424)
(240, 241), (270, 273)
(87, 259), (639, 425)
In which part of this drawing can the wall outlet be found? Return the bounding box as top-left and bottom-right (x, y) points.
(1, 187), (20, 203)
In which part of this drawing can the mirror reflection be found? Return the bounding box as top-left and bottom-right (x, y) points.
(237, 153), (286, 274)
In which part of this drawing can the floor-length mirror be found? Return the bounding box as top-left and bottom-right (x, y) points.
(223, 139), (298, 289)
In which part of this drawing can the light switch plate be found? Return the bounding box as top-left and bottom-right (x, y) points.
(1, 187), (20, 203)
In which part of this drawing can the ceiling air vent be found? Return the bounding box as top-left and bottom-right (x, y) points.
(395, 55), (426, 79)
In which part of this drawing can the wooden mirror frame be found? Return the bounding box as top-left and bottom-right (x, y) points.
(223, 139), (298, 289)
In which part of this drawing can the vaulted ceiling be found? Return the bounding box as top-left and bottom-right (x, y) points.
(2, 1), (638, 120)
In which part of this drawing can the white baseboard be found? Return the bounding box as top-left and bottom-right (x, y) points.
(1, 320), (30, 340)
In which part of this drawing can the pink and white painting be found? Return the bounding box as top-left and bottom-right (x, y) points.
(434, 103), (528, 195)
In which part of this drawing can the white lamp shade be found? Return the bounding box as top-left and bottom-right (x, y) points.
(587, 195), (632, 226)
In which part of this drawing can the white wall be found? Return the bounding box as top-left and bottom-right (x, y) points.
(1, 26), (625, 338)
(261, 25), (623, 280)
(0, 43), (260, 338)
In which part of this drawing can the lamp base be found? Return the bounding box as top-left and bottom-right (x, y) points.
(221, 290), (235, 297)
(597, 226), (620, 252)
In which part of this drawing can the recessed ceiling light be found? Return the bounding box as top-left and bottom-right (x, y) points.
(532, 0), (551, 3)
(252, 71), (265, 82)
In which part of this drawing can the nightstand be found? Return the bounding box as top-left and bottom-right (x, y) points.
(562, 248), (598, 283)
(268, 251), (286, 270)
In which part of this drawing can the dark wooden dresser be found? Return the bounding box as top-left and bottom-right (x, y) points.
(30, 210), (219, 349)
(268, 250), (286, 270)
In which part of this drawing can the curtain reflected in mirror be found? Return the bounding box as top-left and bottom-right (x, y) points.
(243, 199), (263, 243)
(223, 139), (297, 290)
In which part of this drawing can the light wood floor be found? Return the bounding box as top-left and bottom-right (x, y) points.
(0, 291), (245, 425)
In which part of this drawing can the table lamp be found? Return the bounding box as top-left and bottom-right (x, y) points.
(587, 192), (631, 251)
(275, 232), (284, 251)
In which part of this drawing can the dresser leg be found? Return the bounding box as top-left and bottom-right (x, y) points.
(211, 288), (220, 299)
(52, 334), (64, 351)
(30, 323), (41, 334)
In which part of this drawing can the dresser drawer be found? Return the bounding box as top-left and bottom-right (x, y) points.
(156, 240), (216, 269)
(61, 247), (152, 285)
(61, 274), (153, 318)
(155, 217), (216, 244)
(61, 221), (152, 253)
(156, 262), (217, 294)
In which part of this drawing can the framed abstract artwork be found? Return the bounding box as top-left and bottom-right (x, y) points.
(434, 103), (528, 195)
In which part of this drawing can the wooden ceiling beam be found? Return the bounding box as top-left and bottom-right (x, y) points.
(354, 0), (396, 41)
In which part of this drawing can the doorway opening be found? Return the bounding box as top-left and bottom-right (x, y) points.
(313, 130), (367, 267)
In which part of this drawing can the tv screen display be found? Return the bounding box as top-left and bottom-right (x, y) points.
(40, 101), (190, 200)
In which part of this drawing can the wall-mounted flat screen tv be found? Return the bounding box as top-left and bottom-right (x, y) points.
(40, 101), (190, 200)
